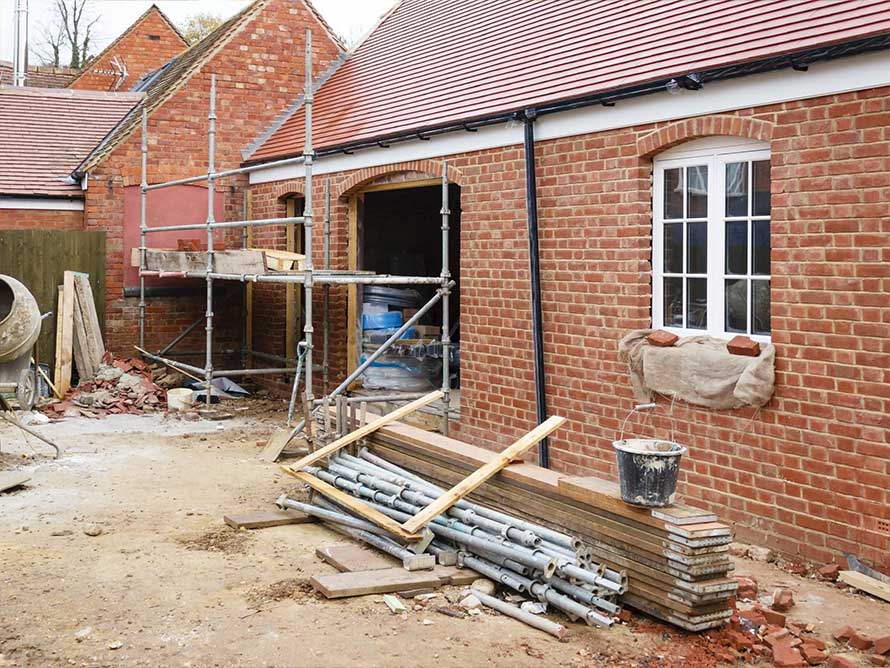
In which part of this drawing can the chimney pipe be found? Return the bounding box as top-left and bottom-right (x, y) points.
(12, 0), (29, 87)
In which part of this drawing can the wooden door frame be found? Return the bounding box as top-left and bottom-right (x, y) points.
(285, 197), (304, 363)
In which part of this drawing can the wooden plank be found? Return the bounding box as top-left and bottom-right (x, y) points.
(71, 286), (91, 380)
(434, 565), (479, 586)
(223, 509), (313, 530)
(258, 429), (294, 463)
(53, 273), (75, 395)
(133, 249), (267, 275)
(72, 273), (105, 372)
(284, 391), (443, 473)
(401, 415), (567, 534)
(252, 248), (306, 272)
(0, 472), (31, 493)
(288, 470), (422, 541)
(310, 568), (442, 599)
(839, 570), (890, 603)
(316, 543), (398, 572)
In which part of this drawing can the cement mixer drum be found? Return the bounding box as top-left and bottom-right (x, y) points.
(0, 274), (42, 410)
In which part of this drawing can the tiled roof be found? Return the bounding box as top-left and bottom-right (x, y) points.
(0, 86), (143, 197)
(249, 0), (890, 162)
(0, 61), (80, 88)
(78, 0), (345, 172)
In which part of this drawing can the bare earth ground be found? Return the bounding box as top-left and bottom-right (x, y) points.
(0, 406), (887, 668)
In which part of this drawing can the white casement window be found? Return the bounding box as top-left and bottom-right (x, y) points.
(652, 137), (772, 341)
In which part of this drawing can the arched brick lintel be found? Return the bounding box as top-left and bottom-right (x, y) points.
(271, 179), (305, 200)
(336, 159), (464, 200)
(636, 115), (775, 158)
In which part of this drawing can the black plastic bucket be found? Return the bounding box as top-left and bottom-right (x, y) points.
(612, 438), (687, 507)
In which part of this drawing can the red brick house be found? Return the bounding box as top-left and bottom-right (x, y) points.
(240, 0), (890, 568)
(23, 0), (343, 358)
(67, 4), (188, 92)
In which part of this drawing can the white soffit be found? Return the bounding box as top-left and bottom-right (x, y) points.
(249, 50), (890, 186)
(0, 197), (85, 211)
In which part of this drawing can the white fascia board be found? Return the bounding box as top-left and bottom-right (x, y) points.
(0, 197), (85, 211)
(249, 50), (890, 186)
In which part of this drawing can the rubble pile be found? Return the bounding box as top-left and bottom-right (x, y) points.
(44, 355), (166, 419)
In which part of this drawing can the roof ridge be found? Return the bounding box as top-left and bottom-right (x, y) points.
(302, 0), (348, 52)
(76, 0), (273, 174)
(65, 4), (190, 89)
(0, 84), (144, 101)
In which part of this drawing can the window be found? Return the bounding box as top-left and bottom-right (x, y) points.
(652, 137), (771, 340)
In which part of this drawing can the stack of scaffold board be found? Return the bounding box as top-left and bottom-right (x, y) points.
(368, 420), (737, 631)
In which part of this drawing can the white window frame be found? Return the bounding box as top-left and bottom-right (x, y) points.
(652, 137), (771, 342)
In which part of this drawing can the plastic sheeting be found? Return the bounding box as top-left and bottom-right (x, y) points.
(618, 330), (775, 410)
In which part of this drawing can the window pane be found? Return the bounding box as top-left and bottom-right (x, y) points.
(686, 278), (707, 330)
(753, 160), (771, 216)
(687, 222), (707, 274)
(664, 277), (683, 327)
(664, 223), (683, 274)
(686, 165), (708, 218)
(753, 219), (770, 275)
(725, 162), (748, 217)
(664, 168), (684, 219)
(752, 280), (771, 335)
(725, 279), (748, 333)
(725, 221), (748, 275)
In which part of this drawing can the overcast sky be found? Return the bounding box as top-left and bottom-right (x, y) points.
(0, 0), (398, 63)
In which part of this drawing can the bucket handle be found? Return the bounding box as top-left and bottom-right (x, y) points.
(618, 402), (676, 445)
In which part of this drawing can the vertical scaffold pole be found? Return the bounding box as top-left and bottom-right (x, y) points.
(302, 30), (315, 442)
(323, 178), (331, 395)
(139, 108), (148, 351)
(205, 74), (217, 408)
(440, 163), (452, 435)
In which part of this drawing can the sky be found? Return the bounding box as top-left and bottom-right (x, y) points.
(0, 0), (398, 63)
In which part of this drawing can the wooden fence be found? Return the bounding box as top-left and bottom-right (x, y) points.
(0, 229), (106, 373)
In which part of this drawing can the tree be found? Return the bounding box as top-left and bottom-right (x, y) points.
(181, 13), (223, 44)
(33, 0), (100, 68)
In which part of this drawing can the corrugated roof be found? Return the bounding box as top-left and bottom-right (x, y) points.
(250, 0), (890, 162)
(0, 86), (142, 197)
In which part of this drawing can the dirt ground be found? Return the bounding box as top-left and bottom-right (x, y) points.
(1, 404), (887, 668)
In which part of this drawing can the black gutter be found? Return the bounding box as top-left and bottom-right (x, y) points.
(241, 34), (890, 167)
(523, 109), (549, 468)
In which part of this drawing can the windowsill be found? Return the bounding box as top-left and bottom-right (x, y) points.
(658, 326), (772, 345)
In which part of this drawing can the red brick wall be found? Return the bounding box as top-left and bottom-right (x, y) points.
(249, 86), (890, 568)
(69, 8), (187, 92)
(0, 208), (83, 230)
(84, 0), (343, 357)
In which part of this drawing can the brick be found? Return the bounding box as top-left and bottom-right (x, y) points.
(766, 628), (792, 649)
(646, 329), (678, 347)
(772, 589), (796, 613)
(828, 658), (855, 668)
(773, 641), (806, 667)
(800, 643), (828, 665)
(869, 656), (888, 667)
(727, 335), (761, 356)
(850, 632), (874, 651)
(734, 576), (759, 600)
(817, 563), (841, 581)
(874, 637), (890, 655)
(762, 608), (787, 627)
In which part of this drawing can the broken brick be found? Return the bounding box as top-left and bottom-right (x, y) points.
(807, 638), (827, 651)
(874, 637), (890, 655)
(727, 335), (761, 356)
(772, 589), (796, 612)
(762, 608), (787, 627)
(850, 632), (875, 651)
(773, 641), (806, 667)
(738, 608), (767, 632)
(734, 575), (758, 600)
(833, 626), (856, 642)
(727, 629), (756, 652)
(766, 629), (792, 649)
(800, 643), (828, 665)
(828, 658), (856, 668)
(869, 656), (888, 667)
(817, 563), (841, 582)
(647, 330), (679, 347)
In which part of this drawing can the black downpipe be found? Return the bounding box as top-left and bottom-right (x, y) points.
(523, 109), (549, 469)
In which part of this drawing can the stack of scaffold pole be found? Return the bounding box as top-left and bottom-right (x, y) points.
(366, 421), (737, 631)
(279, 448), (625, 630)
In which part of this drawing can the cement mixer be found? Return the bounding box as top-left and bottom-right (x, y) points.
(0, 274), (41, 410)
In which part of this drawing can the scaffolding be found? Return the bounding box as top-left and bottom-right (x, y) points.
(137, 30), (454, 444)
